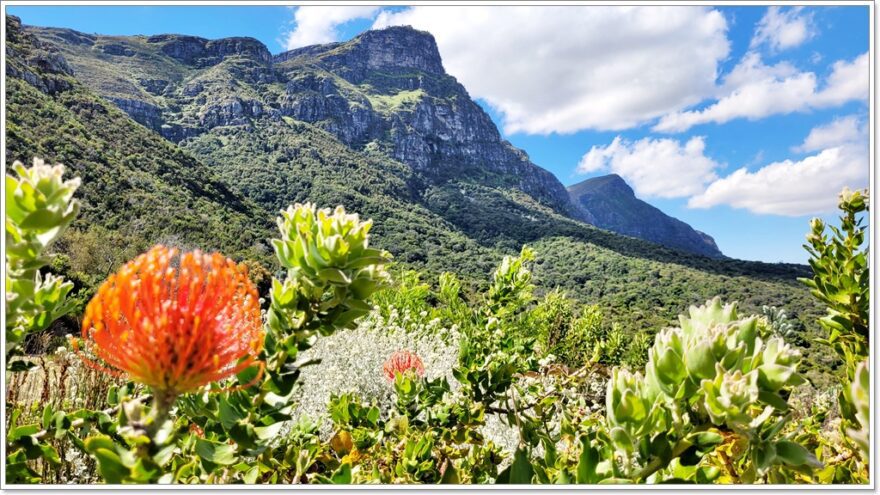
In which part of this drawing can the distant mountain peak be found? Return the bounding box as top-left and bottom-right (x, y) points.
(581, 173), (634, 196)
(275, 25), (444, 76)
(569, 174), (723, 258)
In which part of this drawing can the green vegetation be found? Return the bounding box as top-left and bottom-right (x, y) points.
(4, 164), (868, 483)
(365, 89), (425, 113)
(796, 188), (870, 481)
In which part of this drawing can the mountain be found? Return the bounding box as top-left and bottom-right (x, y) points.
(4, 15), (272, 266)
(8, 17), (836, 381)
(569, 174), (723, 258)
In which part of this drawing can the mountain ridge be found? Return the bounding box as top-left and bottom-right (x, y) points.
(568, 174), (723, 258)
(23, 22), (731, 255)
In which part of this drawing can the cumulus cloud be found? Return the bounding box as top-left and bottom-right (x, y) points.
(282, 6), (380, 50)
(576, 136), (721, 199)
(688, 144), (868, 216)
(654, 52), (868, 133)
(813, 53), (871, 106)
(750, 6), (816, 52)
(793, 115), (866, 153)
(372, 6), (730, 134)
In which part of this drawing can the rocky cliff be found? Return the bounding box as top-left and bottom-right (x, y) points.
(568, 174), (723, 257)
(272, 27), (582, 219)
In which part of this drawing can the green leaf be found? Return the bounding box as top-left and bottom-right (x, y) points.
(106, 386), (119, 406)
(40, 444), (61, 466)
(130, 459), (158, 482)
(254, 421), (283, 440)
(9, 424), (40, 442)
(195, 438), (238, 466)
(758, 390), (789, 411)
(758, 364), (795, 391)
(218, 397), (245, 430)
(440, 462), (460, 484)
(685, 341), (716, 380)
(509, 448), (533, 484)
(93, 448), (128, 484)
(754, 443), (776, 471)
(6, 460), (42, 484)
(318, 268), (351, 285)
(331, 463), (352, 484)
(576, 437), (600, 484)
(84, 435), (117, 454)
(688, 431), (723, 452)
(696, 466), (721, 483)
(20, 209), (59, 230)
(775, 440), (822, 468)
(244, 466), (260, 484)
(41, 405), (53, 430)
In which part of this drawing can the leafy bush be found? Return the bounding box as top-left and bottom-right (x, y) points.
(5, 159), (79, 363)
(797, 188), (870, 482)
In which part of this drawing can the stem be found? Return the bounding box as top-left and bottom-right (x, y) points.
(634, 424), (710, 482)
(148, 389), (177, 437)
(718, 449), (740, 483)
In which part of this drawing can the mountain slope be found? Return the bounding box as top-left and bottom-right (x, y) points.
(5, 15), (270, 263)
(569, 174), (723, 257)
(13, 18), (836, 383)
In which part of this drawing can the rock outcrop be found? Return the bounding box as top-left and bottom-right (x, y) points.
(146, 34), (271, 67)
(5, 16), (74, 95)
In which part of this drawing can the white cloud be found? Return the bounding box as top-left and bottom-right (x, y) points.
(372, 6), (730, 134)
(750, 6), (815, 52)
(813, 53), (870, 106)
(283, 6), (380, 50)
(689, 145), (868, 216)
(793, 115), (866, 153)
(654, 52), (868, 133)
(576, 136), (720, 199)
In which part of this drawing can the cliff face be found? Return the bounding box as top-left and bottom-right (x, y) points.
(568, 174), (723, 257)
(273, 27), (581, 218)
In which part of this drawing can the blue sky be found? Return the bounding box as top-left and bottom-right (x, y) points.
(7, 5), (871, 263)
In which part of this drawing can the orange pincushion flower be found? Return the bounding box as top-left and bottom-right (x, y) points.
(77, 245), (263, 396)
(383, 350), (425, 381)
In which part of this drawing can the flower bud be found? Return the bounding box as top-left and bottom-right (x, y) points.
(702, 367), (759, 429)
(647, 328), (686, 398)
(606, 368), (655, 451)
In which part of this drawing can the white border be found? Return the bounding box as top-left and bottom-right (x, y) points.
(0, 0), (875, 492)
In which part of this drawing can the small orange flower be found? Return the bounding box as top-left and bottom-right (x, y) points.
(77, 245), (263, 396)
(383, 350), (425, 381)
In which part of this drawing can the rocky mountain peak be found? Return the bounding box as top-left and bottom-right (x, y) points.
(354, 26), (444, 74)
(276, 25), (444, 81)
(146, 34), (271, 66)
